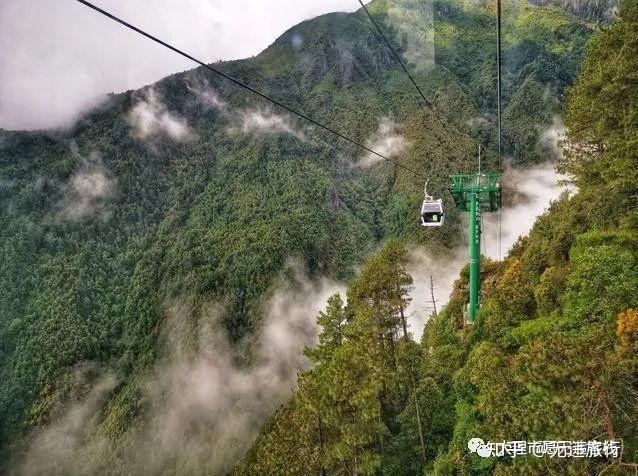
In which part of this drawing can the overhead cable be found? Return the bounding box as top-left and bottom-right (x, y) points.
(75, 0), (425, 179)
(358, 0), (435, 111)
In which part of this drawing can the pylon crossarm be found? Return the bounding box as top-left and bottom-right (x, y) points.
(449, 173), (502, 211)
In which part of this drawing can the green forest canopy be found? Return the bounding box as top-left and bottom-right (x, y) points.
(240, 1), (638, 474)
(0, 0), (632, 474)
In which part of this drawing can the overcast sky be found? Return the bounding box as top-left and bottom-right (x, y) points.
(0, 0), (359, 131)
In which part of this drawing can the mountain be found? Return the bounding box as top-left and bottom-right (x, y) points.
(0, 0), (617, 473)
(240, 2), (638, 473)
(528, 0), (619, 21)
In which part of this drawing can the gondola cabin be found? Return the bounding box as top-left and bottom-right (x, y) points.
(421, 198), (444, 227)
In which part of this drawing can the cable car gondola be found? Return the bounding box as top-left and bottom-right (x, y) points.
(420, 182), (444, 227)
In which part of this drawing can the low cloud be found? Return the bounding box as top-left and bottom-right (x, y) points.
(466, 116), (490, 127)
(129, 267), (342, 474)
(128, 89), (194, 141)
(537, 115), (566, 160)
(233, 108), (305, 139)
(59, 149), (116, 220)
(186, 77), (227, 112)
(186, 80), (305, 139)
(386, 0), (435, 73)
(482, 162), (573, 259)
(14, 264), (344, 475)
(407, 162), (572, 339)
(17, 369), (117, 476)
(466, 115), (492, 136)
(197, 89), (226, 111)
(405, 246), (467, 339)
(360, 117), (407, 168)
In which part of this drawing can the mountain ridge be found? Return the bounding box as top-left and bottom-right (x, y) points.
(0, 0), (615, 473)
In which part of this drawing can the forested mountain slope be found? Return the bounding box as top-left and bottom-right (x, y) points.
(0, 0), (616, 473)
(528, 0), (618, 20)
(241, 1), (637, 474)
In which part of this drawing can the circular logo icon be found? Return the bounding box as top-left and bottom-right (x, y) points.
(468, 438), (484, 453)
(476, 443), (493, 458)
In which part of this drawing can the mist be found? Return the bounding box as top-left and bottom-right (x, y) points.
(482, 162), (572, 258)
(537, 115), (566, 160)
(405, 246), (467, 338)
(406, 162), (572, 339)
(185, 78), (305, 140)
(15, 369), (117, 476)
(58, 148), (117, 220)
(128, 89), (195, 141)
(386, 0), (435, 72)
(186, 78), (227, 112)
(235, 108), (306, 140)
(0, 0), (360, 131)
(14, 265), (344, 475)
(360, 117), (407, 168)
(129, 268), (343, 474)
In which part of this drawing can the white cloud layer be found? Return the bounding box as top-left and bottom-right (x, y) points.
(482, 162), (572, 259)
(236, 108), (306, 139)
(128, 89), (194, 141)
(0, 0), (358, 130)
(186, 78), (227, 111)
(407, 162), (573, 339)
(360, 117), (407, 168)
(16, 264), (345, 475)
(387, 0), (435, 72)
(537, 115), (566, 160)
(59, 148), (117, 220)
(129, 269), (343, 474)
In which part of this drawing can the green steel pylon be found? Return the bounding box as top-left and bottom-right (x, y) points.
(449, 173), (502, 324)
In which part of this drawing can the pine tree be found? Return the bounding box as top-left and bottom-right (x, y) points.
(304, 294), (346, 365)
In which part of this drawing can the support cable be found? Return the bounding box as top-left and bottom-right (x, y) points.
(496, 0), (503, 169)
(358, 0), (436, 112)
(496, 0), (503, 260)
(74, 0), (425, 179)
